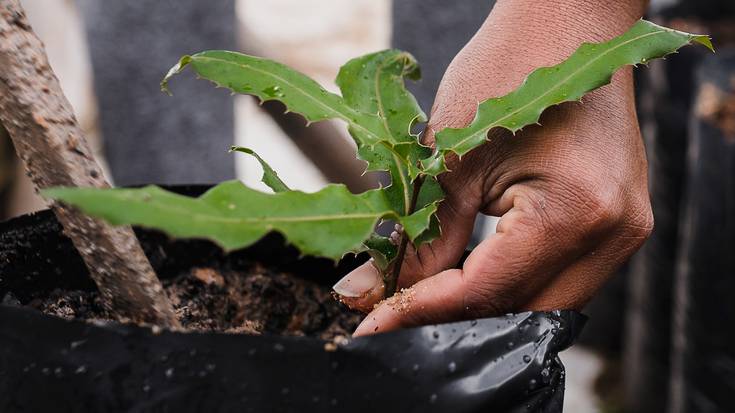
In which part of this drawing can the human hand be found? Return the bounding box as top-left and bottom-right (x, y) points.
(333, 0), (653, 336)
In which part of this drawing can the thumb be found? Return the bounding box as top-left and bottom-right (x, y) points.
(332, 183), (479, 313)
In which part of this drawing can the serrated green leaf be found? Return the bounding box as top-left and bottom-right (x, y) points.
(425, 19), (713, 174)
(408, 177), (444, 244)
(44, 181), (398, 260)
(336, 50), (431, 214)
(354, 177), (443, 270)
(162, 50), (430, 201)
(400, 202), (438, 242)
(413, 214), (441, 246)
(361, 234), (398, 272)
(336, 49), (426, 144)
(230, 146), (289, 193)
(162, 51), (388, 149)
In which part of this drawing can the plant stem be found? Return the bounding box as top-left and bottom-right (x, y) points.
(384, 175), (424, 297)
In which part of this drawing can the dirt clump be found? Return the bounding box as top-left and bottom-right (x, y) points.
(27, 262), (362, 340)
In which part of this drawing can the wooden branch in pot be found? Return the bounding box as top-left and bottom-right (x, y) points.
(0, 0), (179, 328)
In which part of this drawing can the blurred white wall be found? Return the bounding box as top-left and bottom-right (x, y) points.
(234, 0), (390, 192)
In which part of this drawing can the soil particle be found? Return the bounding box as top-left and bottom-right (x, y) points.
(29, 262), (362, 340)
(384, 287), (415, 314)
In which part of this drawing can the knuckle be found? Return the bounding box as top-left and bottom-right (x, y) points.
(464, 287), (515, 318)
(579, 187), (624, 233)
(568, 180), (654, 247)
(622, 197), (654, 242)
(461, 270), (518, 318)
(555, 177), (626, 237)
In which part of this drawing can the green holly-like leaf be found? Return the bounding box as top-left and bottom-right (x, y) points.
(162, 51), (414, 175)
(408, 176), (444, 244)
(45, 182), (398, 260)
(230, 146), (289, 193)
(336, 49), (426, 145)
(422, 19), (714, 173)
(359, 234), (398, 272)
(44, 180), (438, 261)
(336, 49), (431, 215)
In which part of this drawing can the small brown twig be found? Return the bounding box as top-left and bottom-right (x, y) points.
(0, 0), (179, 328)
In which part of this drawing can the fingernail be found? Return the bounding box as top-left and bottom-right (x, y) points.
(333, 264), (381, 298)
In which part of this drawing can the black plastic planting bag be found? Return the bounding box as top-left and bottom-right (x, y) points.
(0, 187), (585, 413)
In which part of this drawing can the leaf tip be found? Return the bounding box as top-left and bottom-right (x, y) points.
(693, 35), (715, 53)
(161, 55), (193, 95)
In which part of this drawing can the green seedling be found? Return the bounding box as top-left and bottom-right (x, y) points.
(45, 20), (712, 299)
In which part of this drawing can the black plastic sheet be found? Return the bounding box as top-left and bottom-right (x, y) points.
(0, 190), (585, 412)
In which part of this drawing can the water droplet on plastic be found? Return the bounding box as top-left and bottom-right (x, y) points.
(165, 367), (174, 379)
(541, 368), (551, 383)
(69, 339), (86, 350)
(273, 343), (285, 352)
(54, 367), (63, 378)
(143, 384), (151, 392)
(432, 331), (439, 339)
(529, 379), (537, 389)
(75, 365), (87, 375)
(412, 364), (420, 372)
(470, 320), (477, 326)
(42, 367), (50, 376)
(523, 355), (532, 363)
(330, 398), (338, 406)
(429, 394), (438, 403)
(507, 341), (514, 349)
(248, 348), (257, 356)
(447, 362), (457, 373)
(281, 387), (290, 395)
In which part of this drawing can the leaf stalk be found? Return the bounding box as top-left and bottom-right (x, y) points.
(385, 175), (424, 297)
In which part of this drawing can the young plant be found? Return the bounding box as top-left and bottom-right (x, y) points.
(45, 20), (712, 299)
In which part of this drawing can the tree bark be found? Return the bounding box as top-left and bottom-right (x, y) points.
(0, 0), (178, 328)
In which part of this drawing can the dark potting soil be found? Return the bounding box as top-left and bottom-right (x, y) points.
(17, 262), (362, 340)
